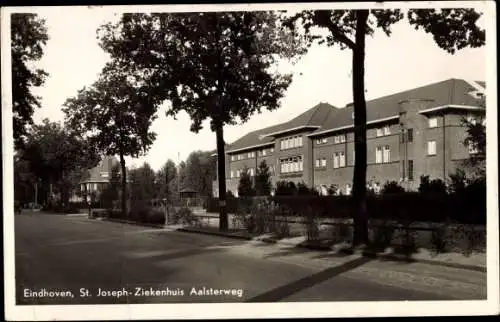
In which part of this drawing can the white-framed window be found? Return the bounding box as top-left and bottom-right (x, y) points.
(376, 128), (384, 137)
(339, 152), (346, 167)
(315, 159), (320, 167)
(280, 156), (303, 173)
(339, 134), (346, 143)
(236, 170), (241, 177)
(316, 139), (321, 145)
(230, 171), (234, 178)
(280, 140), (284, 150)
(383, 145), (391, 163)
(270, 147), (274, 153)
(427, 140), (437, 155)
(429, 117), (438, 128)
(383, 126), (391, 136)
(334, 135), (345, 144)
(262, 149), (267, 156)
(298, 136), (303, 147)
(294, 136), (299, 147)
(237, 154), (242, 161)
(375, 146), (383, 164)
(321, 158), (327, 167)
(317, 137), (327, 144)
(333, 153), (340, 168)
(231, 155), (235, 161)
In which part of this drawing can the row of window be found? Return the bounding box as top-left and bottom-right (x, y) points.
(230, 147), (275, 161)
(375, 125), (391, 137)
(375, 146), (391, 164)
(230, 166), (276, 178)
(280, 135), (303, 150)
(280, 156), (304, 173)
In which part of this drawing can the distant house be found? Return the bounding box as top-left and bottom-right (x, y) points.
(71, 156), (119, 202)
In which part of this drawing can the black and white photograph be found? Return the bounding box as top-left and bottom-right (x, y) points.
(2, 1), (498, 320)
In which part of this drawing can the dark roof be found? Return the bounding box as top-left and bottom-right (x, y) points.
(227, 103), (337, 153)
(83, 156), (119, 183)
(475, 81), (486, 88)
(227, 78), (485, 149)
(310, 78), (485, 136)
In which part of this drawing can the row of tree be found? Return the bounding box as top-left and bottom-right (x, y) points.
(13, 9), (485, 246)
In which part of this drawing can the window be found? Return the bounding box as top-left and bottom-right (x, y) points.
(316, 139), (321, 145)
(230, 171), (234, 178)
(383, 126), (391, 136)
(315, 159), (320, 167)
(270, 165), (275, 175)
(339, 134), (346, 143)
(333, 153), (340, 168)
(427, 140), (437, 155)
(280, 140), (285, 150)
(280, 156), (303, 173)
(270, 147), (274, 153)
(407, 128), (413, 142)
(237, 154), (242, 161)
(249, 168), (255, 176)
(236, 170), (241, 177)
(100, 172), (109, 178)
(322, 137), (327, 144)
(262, 149), (267, 156)
(298, 158), (303, 171)
(383, 146), (391, 163)
(248, 152), (252, 158)
(333, 134), (345, 144)
(339, 152), (346, 167)
(466, 114), (478, 125)
(429, 117), (438, 128)
(231, 155), (235, 161)
(408, 160), (414, 181)
(375, 147), (383, 164)
(376, 128), (384, 137)
(321, 158), (327, 167)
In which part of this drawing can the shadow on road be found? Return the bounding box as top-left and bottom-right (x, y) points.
(263, 247), (315, 259)
(247, 256), (373, 302)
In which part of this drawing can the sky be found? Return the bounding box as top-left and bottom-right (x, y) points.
(29, 6), (488, 172)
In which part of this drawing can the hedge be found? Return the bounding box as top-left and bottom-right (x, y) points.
(206, 192), (485, 225)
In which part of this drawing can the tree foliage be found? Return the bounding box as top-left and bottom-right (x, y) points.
(63, 62), (161, 215)
(97, 11), (306, 230)
(17, 118), (99, 206)
(255, 160), (272, 196)
(11, 13), (49, 149)
(284, 8), (485, 245)
(237, 166), (255, 197)
(183, 151), (216, 197)
(156, 159), (178, 203)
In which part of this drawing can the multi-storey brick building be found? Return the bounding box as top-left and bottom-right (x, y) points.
(213, 78), (486, 197)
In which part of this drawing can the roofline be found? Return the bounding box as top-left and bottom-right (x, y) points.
(418, 104), (485, 115)
(226, 142), (275, 154)
(307, 115), (400, 137)
(260, 125), (321, 138)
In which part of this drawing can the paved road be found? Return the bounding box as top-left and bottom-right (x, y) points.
(13, 212), (486, 305)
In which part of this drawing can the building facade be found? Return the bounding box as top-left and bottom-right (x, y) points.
(212, 79), (486, 197)
(71, 156), (119, 202)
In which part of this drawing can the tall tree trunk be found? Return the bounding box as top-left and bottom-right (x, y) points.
(119, 151), (127, 218)
(351, 10), (370, 247)
(215, 120), (228, 232)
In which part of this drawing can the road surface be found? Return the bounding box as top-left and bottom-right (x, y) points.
(13, 212), (486, 305)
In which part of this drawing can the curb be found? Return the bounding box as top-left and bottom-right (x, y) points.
(102, 218), (166, 229)
(176, 227), (253, 240)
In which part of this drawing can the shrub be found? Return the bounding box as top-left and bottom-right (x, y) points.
(275, 181), (297, 196)
(381, 181), (405, 194)
(302, 206), (321, 241)
(371, 222), (396, 250)
(146, 209), (166, 225)
(332, 223), (351, 243)
(419, 175), (447, 194)
(171, 207), (199, 226)
(327, 184), (338, 196)
(430, 224), (449, 254)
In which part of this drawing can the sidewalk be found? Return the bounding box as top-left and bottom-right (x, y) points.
(96, 214), (487, 272)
